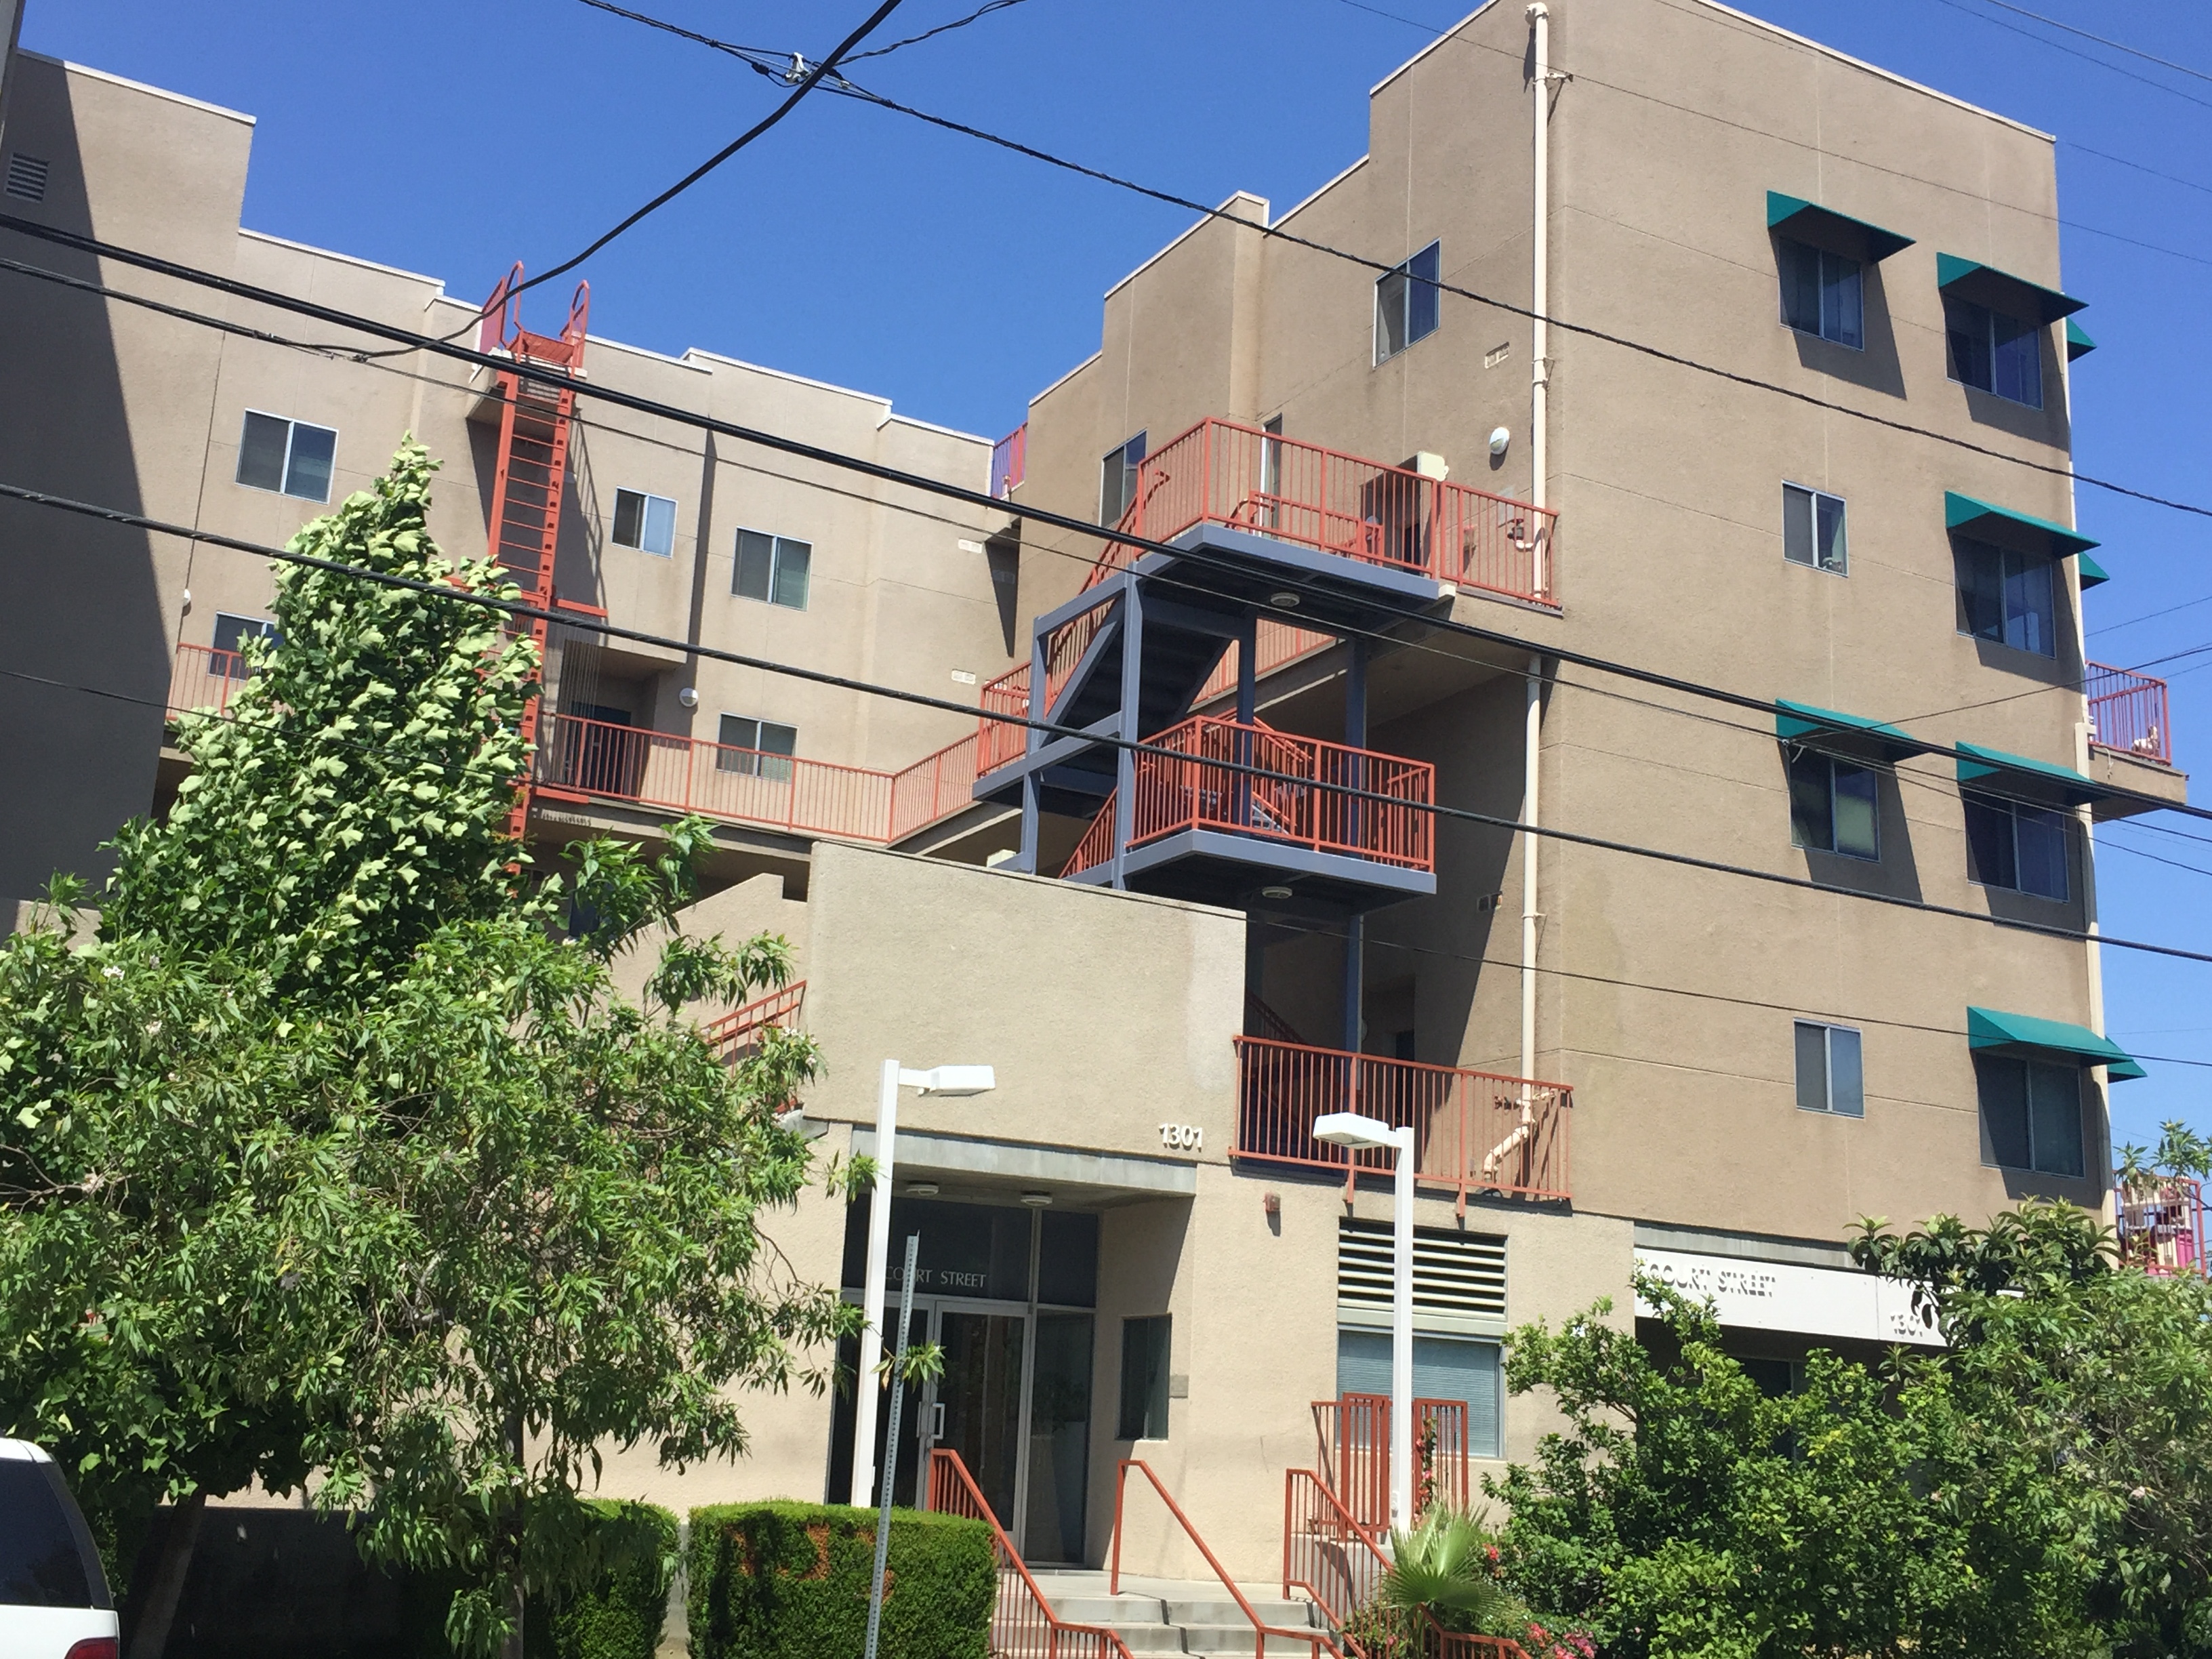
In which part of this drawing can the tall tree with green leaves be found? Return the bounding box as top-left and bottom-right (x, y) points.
(0, 440), (858, 1658)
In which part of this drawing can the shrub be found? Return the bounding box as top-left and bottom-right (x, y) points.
(528, 1501), (679, 1659)
(687, 1502), (994, 1659)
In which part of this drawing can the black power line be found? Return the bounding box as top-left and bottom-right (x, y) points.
(8, 472), (2212, 973)
(0, 214), (2198, 832)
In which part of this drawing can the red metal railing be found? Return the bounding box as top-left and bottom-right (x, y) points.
(1309, 1395), (1473, 1533)
(1112, 1460), (1339, 1659)
(1062, 717), (1433, 876)
(704, 981), (804, 1061)
(1196, 620), (1339, 706)
(888, 731), (982, 842)
(2087, 661), (2173, 765)
(992, 424), (1027, 499)
(167, 643), (249, 719)
(537, 712), (893, 838)
(1283, 1469), (1528, 1659)
(931, 1450), (1136, 1659)
(1062, 791), (1118, 878)
(1080, 419), (1556, 606)
(1235, 1037), (1570, 1210)
(2117, 1176), (2204, 1275)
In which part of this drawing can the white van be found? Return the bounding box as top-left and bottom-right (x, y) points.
(0, 1439), (117, 1659)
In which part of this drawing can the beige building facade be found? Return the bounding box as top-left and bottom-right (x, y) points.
(0, 0), (2188, 1594)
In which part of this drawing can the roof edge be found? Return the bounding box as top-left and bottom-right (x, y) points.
(21, 51), (255, 125)
(1103, 190), (1270, 302)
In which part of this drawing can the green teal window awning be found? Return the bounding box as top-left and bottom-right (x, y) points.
(1955, 740), (2111, 808)
(1967, 1006), (2144, 1080)
(1945, 491), (2100, 560)
(1776, 699), (1929, 764)
(2076, 552), (2110, 590)
(2065, 319), (2097, 361)
(1937, 253), (2087, 325)
(1766, 191), (1914, 263)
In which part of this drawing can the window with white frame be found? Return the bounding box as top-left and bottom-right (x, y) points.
(611, 488), (676, 556)
(1794, 1021), (1864, 1117)
(1954, 537), (2057, 657)
(1099, 432), (1146, 527)
(1964, 792), (2068, 901)
(1375, 241), (1442, 364)
(211, 613), (282, 679)
(1945, 297), (2043, 409)
(1777, 239), (1864, 349)
(716, 714), (796, 781)
(1787, 749), (1878, 861)
(1782, 483), (1847, 573)
(236, 411), (337, 501)
(733, 529), (811, 610)
(1976, 1054), (2084, 1176)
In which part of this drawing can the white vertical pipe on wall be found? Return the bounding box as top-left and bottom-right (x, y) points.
(1521, 3), (1551, 1090)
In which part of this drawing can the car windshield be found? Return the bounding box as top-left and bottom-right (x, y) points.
(0, 1458), (100, 1608)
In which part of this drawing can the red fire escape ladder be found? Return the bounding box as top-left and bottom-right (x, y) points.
(476, 264), (590, 843)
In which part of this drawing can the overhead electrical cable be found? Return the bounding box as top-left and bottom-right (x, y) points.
(8, 474), (2212, 972)
(0, 218), (2200, 830)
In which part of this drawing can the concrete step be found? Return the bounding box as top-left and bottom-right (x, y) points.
(1180, 1624), (1324, 1657)
(1165, 1598), (1318, 1629)
(1099, 1625), (1193, 1656)
(1047, 1595), (1172, 1624)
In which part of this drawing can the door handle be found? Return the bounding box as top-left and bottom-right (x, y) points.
(930, 1402), (945, 1443)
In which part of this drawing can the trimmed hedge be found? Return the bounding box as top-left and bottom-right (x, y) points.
(527, 1500), (679, 1659)
(687, 1502), (995, 1659)
(403, 1500), (678, 1659)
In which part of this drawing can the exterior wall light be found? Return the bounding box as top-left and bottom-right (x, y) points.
(1489, 426), (1512, 457)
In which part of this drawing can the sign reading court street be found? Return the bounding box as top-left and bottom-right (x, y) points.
(1635, 1248), (1942, 1347)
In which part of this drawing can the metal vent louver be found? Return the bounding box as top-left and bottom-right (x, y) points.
(1337, 1218), (1505, 1320)
(4, 152), (49, 202)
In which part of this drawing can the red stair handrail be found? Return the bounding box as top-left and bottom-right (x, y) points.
(930, 1449), (1137, 1659)
(1112, 1458), (1340, 1658)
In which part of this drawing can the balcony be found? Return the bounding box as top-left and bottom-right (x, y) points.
(1061, 716), (1436, 910)
(1235, 1036), (1571, 1210)
(1082, 417), (1557, 606)
(2116, 1176), (2203, 1275)
(989, 422), (1025, 499)
(167, 642), (249, 720)
(2087, 662), (2173, 766)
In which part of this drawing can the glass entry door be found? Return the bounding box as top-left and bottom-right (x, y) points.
(933, 1305), (1027, 1525)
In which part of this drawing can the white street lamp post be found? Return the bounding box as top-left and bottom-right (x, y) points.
(1313, 1109), (1416, 1533)
(848, 1059), (997, 1509)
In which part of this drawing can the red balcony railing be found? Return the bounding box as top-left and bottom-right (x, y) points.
(888, 731), (982, 842)
(2087, 661), (2173, 765)
(991, 423), (1027, 499)
(1063, 717), (1433, 877)
(1061, 790), (1118, 878)
(167, 642), (249, 720)
(1080, 419), (1556, 605)
(2117, 1176), (2203, 1275)
(704, 981), (804, 1062)
(1235, 1036), (1571, 1209)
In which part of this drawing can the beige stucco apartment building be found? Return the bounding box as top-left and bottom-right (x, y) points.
(0, 0), (2188, 1591)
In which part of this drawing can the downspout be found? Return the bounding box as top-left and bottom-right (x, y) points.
(2062, 339), (2113, 1212)
(1521, 1), (1551, 1090)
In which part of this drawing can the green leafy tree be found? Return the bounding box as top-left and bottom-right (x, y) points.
(1859, 1202), (2212, 1657)
(1486, 1274), (2101, 1659)
(0, 441), (859, 1658)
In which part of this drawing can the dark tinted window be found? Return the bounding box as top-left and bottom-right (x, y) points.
(0, 1459), (99, 1608)
(236, 411), (289, 492)
(1118, 1315), (1171, 1440)
(1038, 1210), (1099, 1307)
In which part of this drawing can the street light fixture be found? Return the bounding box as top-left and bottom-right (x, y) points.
(1312, 1109), (1416, 1534)
(848, 1059), (998, 1508)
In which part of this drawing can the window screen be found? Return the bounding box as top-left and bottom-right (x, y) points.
(716, 714), (797, 779)
(1099, 434), (1147, 527)
(235, 412), (336, 501)
(1782, 483), (1847, 573)
(1777, 239), (1863, 350)
(211, 613), (282, 678)
(1376, 241), (1442, 363)
(1977, 1055), (2084, 1177)
(1793, 1021), (1864, 1116)
(612, 488), (676, 556)
(1118, 1315), (1171, 1441)
(1786, 750), (1878, 861)
(1946, 298), (2043, 409)
(734, 529), (811, 609)
(1964, 794), (2068, 901)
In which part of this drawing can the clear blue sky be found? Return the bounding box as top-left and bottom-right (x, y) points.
(22, 0), (2210, 1149)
